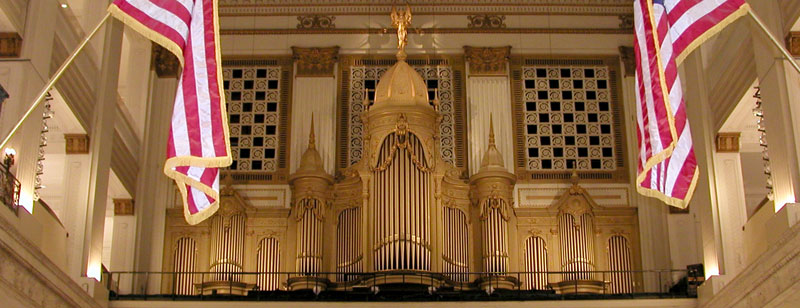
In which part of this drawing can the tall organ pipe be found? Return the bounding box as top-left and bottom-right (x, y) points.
(372, 132), (431, 271)
(296, 198), (323, 275)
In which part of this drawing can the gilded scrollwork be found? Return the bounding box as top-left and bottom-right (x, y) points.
(292, 46), (339, 77)
(464, 46), (511, 76)
(467, 14), (507, 29)
(296, 15), (336, 29)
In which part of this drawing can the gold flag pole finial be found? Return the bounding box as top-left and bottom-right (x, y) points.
(391, 3), (412, 60)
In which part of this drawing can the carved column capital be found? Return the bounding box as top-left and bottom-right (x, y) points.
(64, 134), (90, 154)
(114, 199), (135, 216)
(292, 46), (339, 77)
(151, 43), (180, 78)
(619, 46), (635, 77)
(716, 132), (740, 153)
(0, 33), (22, 58)
(464, 46), (511, 76)
(786, 32), (800, 57)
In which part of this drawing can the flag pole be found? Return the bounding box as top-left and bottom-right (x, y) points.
(747, 10), (800, 75)
(0, 12), (112, 151)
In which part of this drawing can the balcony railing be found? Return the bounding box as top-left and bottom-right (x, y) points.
(106, 269), (694, 302)
(0, 163), (20, 215)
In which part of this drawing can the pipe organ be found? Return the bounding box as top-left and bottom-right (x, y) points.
(162, 25), (642, 295)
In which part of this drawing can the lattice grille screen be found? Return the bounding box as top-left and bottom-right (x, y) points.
(520, 65), (616, 171)
(346, 63), (456, 166)
(223, 65), (282, 171)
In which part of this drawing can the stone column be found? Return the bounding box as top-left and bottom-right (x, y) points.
(62, 134), (92, 284)
(290, 47), (339, 175)
(133, 44), (178, 294)
(749, 0), (800, 210)
(464, 46), (514, 175)
(618, 46), (676, 291)
(712, 133), (747, 277)
(683, 49), (725, 282)
(111, 199), (136, 294)
(82, 17), (124, 282)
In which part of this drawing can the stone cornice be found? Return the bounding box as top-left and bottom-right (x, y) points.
(219, 0), (633, 16)
(222, 27), (631, 35)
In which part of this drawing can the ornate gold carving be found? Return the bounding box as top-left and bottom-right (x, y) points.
(619, 46), (635, 77)
(292, 46), (339, 77)
(114, 199), (135, 216)
(467, 14), (506, 29)
(297, 15), (336, 29)
(618, 15), (633, 29)
(152, 43), (180, 78)
(787, 32), (800, 57)
(64, 134), (89, 154)
(391, 4), (413, 56)
(464, 46), (511, 76)
(716, 132), (740, 153)
(0, 33), (22, 58)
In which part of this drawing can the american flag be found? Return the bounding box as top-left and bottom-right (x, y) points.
(635, 0), (748, 208)
(109, 0), (231, 224)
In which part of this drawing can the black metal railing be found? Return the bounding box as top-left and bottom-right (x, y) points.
(105, 269), (694, 301)
(0, 163), (20, 215)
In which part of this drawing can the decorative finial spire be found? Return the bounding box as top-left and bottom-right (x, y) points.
(488, 114), (496, 147)
(432, 88), (440, 111)
(308, 113), (316, 149)
(570, 169), (579, 185)
(390, 4), (412, 60)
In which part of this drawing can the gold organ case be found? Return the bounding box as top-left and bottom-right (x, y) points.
(163, 12), (640, 295)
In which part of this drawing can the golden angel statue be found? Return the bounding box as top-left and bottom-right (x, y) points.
(391, 5), (413, 51)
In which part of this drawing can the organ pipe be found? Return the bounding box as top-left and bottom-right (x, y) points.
(480, 198), (509, 274)
(210, 213), (246, 282)
(607, 235), (634, 293)
(337, 207), (362, 281)
(524, 236), (548, 290)
(442, 207), (469, 281)
(371, 132), (432, 271)
(173, 237), (197, 295)
(256, 238), (281, 290)
(558, 212), (596, 281)
(296, 198), (324, 274)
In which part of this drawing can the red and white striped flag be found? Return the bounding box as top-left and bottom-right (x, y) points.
(109, 0), (231, 224)
(635, 0), (748, 208)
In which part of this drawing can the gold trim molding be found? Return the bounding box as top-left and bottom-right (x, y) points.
(219, 1), (634, 17)
(0, 33), (22, 58)
(716, 132), (740, 153)
(464, 46), (511, 76)
(64, 134), (90, 154)
(292, 46), (340, 77)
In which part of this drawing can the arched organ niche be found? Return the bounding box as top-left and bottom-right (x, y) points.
(287, 118), (334, 291)
(470, 117), (519, 290)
